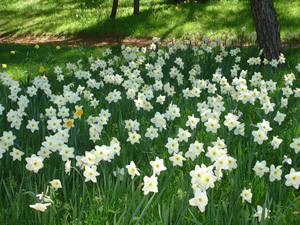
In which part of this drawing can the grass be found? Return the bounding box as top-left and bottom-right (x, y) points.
(0, 40), (299, 81)
(0, 0), (299, 40)
(0, 38), (299, 224)
(0, 1), (300, 224)
(0, 43), (115, 80)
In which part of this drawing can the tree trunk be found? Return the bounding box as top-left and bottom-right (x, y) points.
(110, 0), (119, 19)
(134, 0), (139, 15)
(250, 0), (282, 60)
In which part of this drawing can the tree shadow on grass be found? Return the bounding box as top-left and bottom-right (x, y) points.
(77, 3), (205, 40)
(1, 0), (298, 43)
(0, 7), (73, 36)
(0, 0), (90, 37)
(78, 2), (253, 42)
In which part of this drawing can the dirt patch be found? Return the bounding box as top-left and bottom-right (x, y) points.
(0, 34), (299, 48)
(0, 34), (155, 47)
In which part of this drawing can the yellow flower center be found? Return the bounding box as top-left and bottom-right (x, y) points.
(76, 109), (83, 117)
(66, 120), (73, 127)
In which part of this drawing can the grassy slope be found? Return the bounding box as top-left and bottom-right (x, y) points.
(0, 0), (299, 40)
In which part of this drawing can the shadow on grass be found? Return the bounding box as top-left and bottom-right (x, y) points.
(79, 2), (253, 41)
(1, 0), (299, 43)
(0, 7), (72, 35)
(0, 1), (254, 40)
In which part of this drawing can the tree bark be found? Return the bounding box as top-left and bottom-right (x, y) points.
(110, 0), (119, 19)
(134, 0), (139, 15)
(250, 0), (282, 60)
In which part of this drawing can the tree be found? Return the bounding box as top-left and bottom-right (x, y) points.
(111, 0), (139, 18)
(134, 0), (139, 15)
(110, 0), (119, 19)
(250, 0), (282, 60)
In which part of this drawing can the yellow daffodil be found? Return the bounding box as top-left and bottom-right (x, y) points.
(66, 120), (73, 127)
(63, 119), (74, 128)
(74, 106), (83, 119)
(39, 66), (46, 73)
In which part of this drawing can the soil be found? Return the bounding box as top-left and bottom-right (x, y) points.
(0, 34), (156, 47)
(0, 34), (299, 48)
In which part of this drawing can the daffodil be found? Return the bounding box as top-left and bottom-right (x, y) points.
(83, 166), (99, 183)
(189, 190), (208, 212)
(9, 148), (24, 161)
(49, 179), (62, 190)
(126, 161), (140, 179)
(285, 168), (300, 189)
(253, 205), (271, 222)
(73, 105), (83, 119)
(240, 188), (252, 203)
(39, 66), (46, 73)
(29, 203), (51, 212)
(142, 175), (158, 195)
(150, 157), (167, 176)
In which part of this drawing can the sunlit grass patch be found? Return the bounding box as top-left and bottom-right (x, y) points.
(0, 0), (299, 40)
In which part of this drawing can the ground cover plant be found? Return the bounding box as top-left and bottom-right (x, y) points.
(0, 43), (120, 81)
(0, 34), (300, 224)
(0, 0), (300, 40)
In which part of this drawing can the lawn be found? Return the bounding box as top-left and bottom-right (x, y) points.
(0, 0), (299, 40)
(0, 0), (300, 224)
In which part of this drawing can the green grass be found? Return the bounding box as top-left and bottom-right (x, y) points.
(0, 43), (115, 80)
(0, 39), (299, 224)
(0, 2), (300, 222)
(0, 0), (299, 40)
(0, 41), (299, 81)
